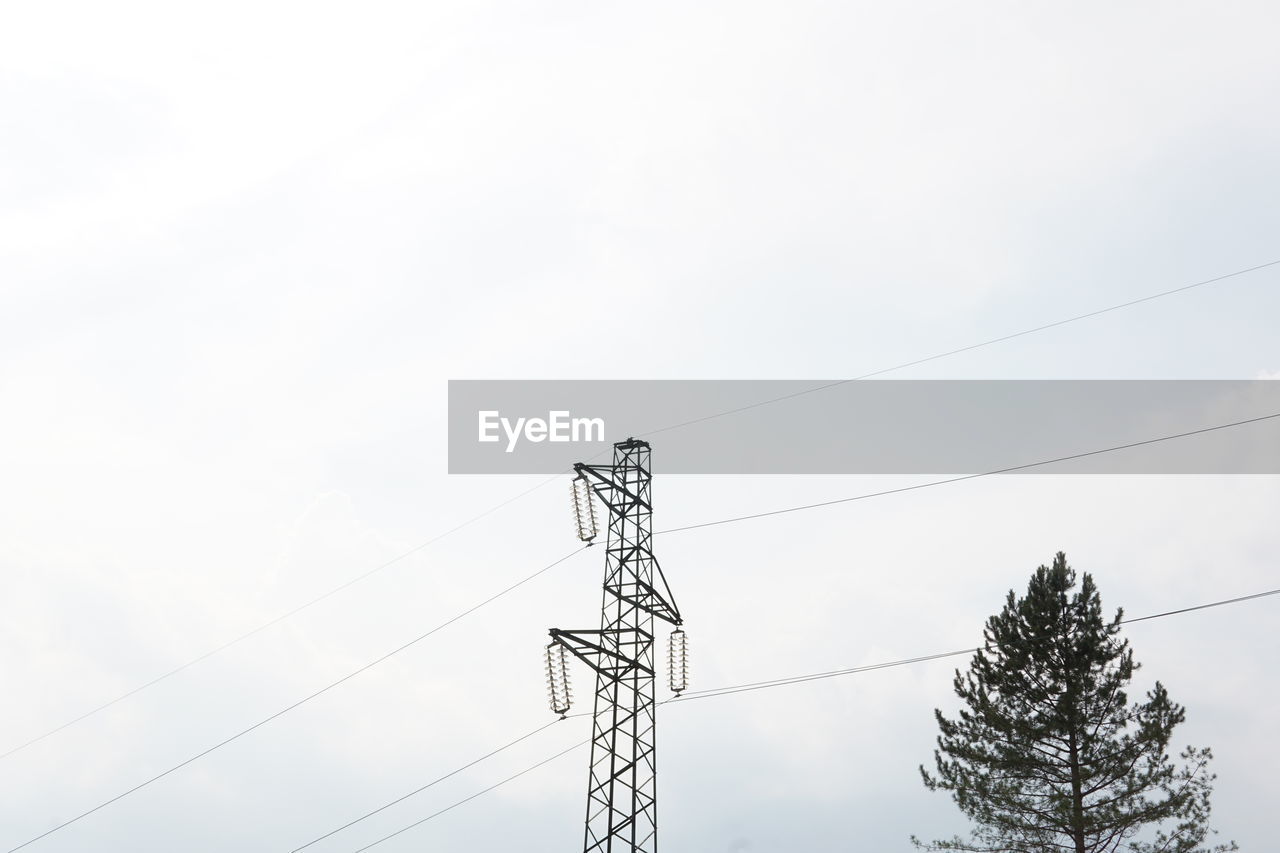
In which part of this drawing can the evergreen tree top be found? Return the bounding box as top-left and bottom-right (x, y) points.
(915, 552), (1234, 853)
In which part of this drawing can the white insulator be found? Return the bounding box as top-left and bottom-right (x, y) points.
(667, 629), (689, 695)
(545, 643), (572, 716)
(570, 474), (599, 543)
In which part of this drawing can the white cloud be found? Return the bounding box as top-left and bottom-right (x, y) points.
(3, 2), (1280, 850)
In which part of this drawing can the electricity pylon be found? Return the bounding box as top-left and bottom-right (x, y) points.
(546, 438), (687, 853)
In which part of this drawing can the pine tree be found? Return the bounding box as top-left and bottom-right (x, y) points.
(914, 552), (1235, 853)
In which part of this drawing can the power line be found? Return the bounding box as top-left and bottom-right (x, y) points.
(1119, 586), (1280, 624)
(290, 709), (599, 851)
(672, 649), (979, 702)
(656, 411), (1280, 535)
(2, 547), (587, 853)
(638, 259), (1280, 438)
(14, 259), (1271, 762)
(268, 262), (1280, 846)
(668, 588), (1280, 701)
(349, 739), (590, 853)
(329, 583), (1280, 851)
(9, 260), (1274, 847)
(12, 408), (1276, 851)
(0, 473), (565, 763)
(12, 410), (1275, 851)
(289, 718), (564, 853)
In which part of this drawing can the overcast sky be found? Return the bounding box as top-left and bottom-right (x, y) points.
(2, 2), (1279, 852)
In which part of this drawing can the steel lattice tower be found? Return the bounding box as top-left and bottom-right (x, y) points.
(548, 438), (683, 853)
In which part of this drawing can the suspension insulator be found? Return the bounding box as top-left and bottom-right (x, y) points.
(570, 474), (599, 543)
(667, 629), (689, 695)
(546, 642), (572, 716)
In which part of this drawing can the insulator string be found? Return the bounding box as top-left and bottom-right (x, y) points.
(545, 644), (572, 716)
(570, 474), (599, 543)
(668, 630), (689, 695)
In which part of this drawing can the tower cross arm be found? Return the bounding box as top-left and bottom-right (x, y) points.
(572, 462), (651, 511)
(548, 628), (656, 678)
